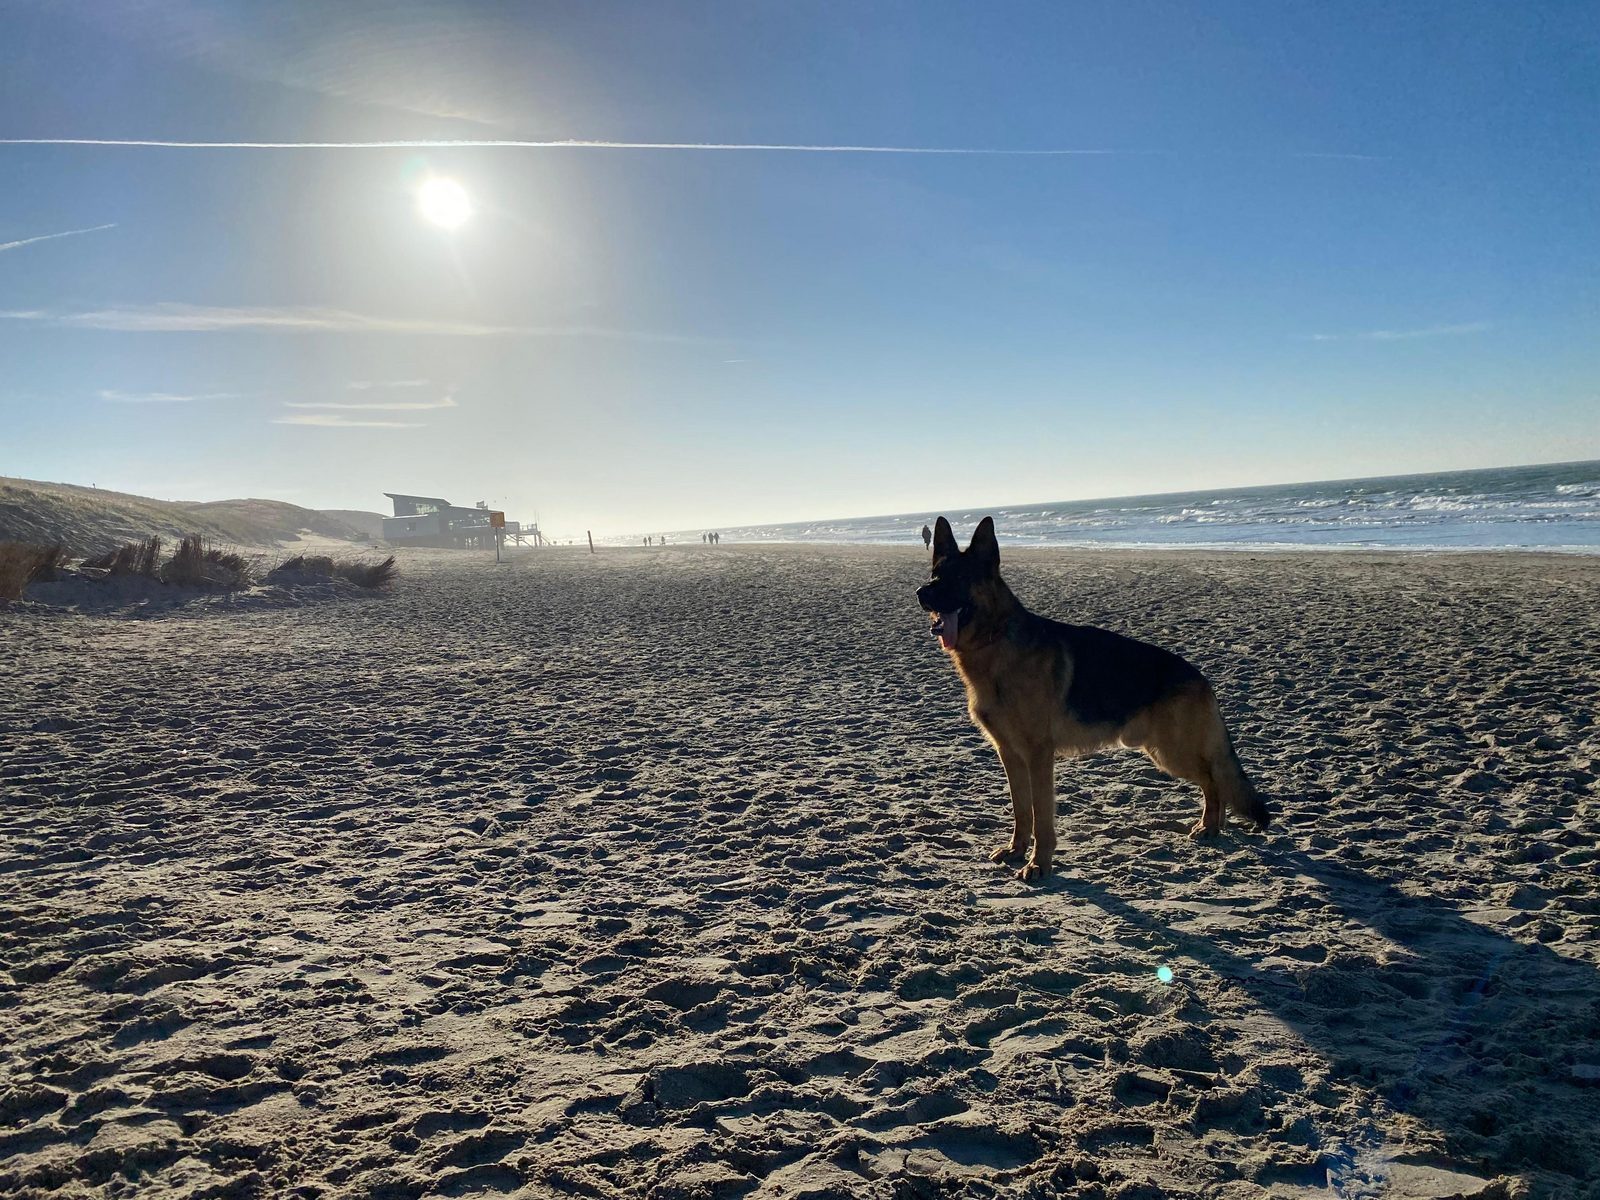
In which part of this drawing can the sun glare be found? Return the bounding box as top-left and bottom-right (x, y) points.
(417, 176), (472, 230)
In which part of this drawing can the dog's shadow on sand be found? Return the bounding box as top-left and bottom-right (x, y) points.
(1044, 839), (1600, 1188)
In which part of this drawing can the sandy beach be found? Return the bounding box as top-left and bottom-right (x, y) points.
(2, 543), (1597, 1199)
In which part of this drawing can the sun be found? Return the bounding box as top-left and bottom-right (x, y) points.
(417, 176), (473, 230)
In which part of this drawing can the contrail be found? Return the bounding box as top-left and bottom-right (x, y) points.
(0, 138), (1382, 160)
(0, 222), (117, 253)
(0, 137), (1125, 155)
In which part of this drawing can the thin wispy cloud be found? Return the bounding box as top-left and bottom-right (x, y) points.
(0, 137), (1382, 161)
(1309, 322), (1492, 342)
(0, 303), (703, 342)
(99, 388), (238, 403)
(273, 413), (422, 428)
(284, 394), (457, 412)
(0, 222), (116, 254)
(347, 378), (431, 390)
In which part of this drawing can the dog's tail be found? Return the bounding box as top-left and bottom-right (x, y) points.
(1210, 722), (1271, 830)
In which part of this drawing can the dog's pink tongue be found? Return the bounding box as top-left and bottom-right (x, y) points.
(937, 610), (960, 650)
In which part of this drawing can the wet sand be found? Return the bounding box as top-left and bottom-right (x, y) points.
(2, 544), (1597, 1198)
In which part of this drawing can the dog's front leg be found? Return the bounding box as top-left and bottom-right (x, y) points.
(1020, 752), (1057, 881)
(989, 742), (1032, 865)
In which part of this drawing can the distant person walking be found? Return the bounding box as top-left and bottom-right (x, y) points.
(921, 524), (933, 550)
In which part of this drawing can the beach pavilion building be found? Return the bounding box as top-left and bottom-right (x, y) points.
(381, 493), (525, 549)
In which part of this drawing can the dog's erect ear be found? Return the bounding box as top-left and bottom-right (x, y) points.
(967, 516), (999, 572)
(932, 516), (959, 562)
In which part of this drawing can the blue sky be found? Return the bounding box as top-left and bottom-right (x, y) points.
(1, 1), (1596, 536)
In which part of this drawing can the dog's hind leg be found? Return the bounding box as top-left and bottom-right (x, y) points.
(1206, 727), (1270, 831)
(1143, 742), (1222, 839)
(1185, 684), (1270, 832)
(1137, 683), (1269, 839)
(989, 742), (1032, 865)
(1128, 683), (1227, 839)
(1193, 775), (1226, 840)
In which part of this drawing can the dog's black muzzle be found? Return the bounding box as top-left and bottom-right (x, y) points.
(917, 584), (965, 614)
(918, 585), (971, 646)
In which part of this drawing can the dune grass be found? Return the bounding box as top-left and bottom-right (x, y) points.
(160, 535), (256, 588)
(82, 535), (163, 577)
(338, 556), (398, 588)
(268, 553), (398, 589)
(4, 532), (397, 603)
(76, 535), (260, 589)
(0, 543), (68, 602)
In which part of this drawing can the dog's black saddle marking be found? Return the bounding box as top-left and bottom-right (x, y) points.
(1042, 618), (1203, 727)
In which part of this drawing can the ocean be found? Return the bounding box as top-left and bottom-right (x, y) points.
(704, 460), (1600, 552)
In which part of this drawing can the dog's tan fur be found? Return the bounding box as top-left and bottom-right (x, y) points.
(918, 517), (1268, 880)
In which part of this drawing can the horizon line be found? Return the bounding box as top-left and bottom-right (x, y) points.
(3, 454), (1593, 538)
(704, 455), (1600, 534)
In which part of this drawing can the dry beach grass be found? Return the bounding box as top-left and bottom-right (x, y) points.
(0, 543), (66, 602)
(1, 537), (399, 614)
(268, 553), (399, 590)
(1, 544), (1597, 1198)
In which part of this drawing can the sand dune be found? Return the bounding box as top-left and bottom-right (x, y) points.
(2, 545), (1596, 1198)
(0, 476), (384, 555)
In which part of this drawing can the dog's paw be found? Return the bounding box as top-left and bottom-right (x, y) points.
(1017, 859), (1051, 882)
(988, 843), (1026, 864)
(1188, 820), (1221, 841)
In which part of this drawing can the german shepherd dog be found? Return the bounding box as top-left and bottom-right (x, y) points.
(916, 517), (1270, 880)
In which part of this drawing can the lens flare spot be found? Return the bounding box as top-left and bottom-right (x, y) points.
(1156, 965), (1175, 985)
(417, 177), (472, 229)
